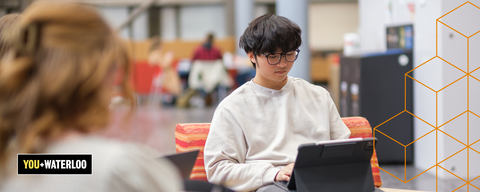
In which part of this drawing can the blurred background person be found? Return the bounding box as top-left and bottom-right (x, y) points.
(0, 2), (182, 192)
(191, 33), (223, 62)
(147, 37), (182, 106)
(0, 13), (20, 59)
(188, 33), (233, 106)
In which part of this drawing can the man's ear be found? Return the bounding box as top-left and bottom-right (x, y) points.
(247, 52), (256, 64)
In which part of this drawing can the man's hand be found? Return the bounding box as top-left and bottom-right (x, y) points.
(160, 51), (175, 68)
(275, 163), (294, 182)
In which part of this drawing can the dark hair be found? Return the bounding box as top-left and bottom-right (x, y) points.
(207, 33), (214, 43)
(149, 36), (162, 52)
(239, 14), (302, 68)
(204, 32), (214, 49)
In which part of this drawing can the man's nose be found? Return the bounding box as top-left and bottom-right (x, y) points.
(277, 57), (288, 67)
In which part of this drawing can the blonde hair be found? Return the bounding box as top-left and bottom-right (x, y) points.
(0, 13), (21, 58)
(0, 2), (134, 164)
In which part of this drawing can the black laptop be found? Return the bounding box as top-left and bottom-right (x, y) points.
(278, 138), (377, 192)
(163, 150), (199, 180)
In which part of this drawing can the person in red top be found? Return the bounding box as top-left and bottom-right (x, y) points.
(191, 33), (222, 61)
(188, 33), (233, 106)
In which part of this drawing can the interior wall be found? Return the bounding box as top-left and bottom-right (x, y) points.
(161, 6), (177, 40)
(98, 6), (130, 39)
(0, 9), (6, 17)
(358, 0), (480, 180)
(358, 0), (386, 54)
(131, 10), (149, 40)
(437, 0), (480, 179)
(179, 4), (227, 40)
(255, 3), (268, 18)
(411, 0), (480, 180)
(98, 3), (272, 44)
(309, 2), (359, 51)
(412, 0), (442, 178)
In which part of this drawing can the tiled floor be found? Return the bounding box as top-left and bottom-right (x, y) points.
(380, 165), (480, 192)
(105, 104), (479, 192)
(101, 105), (216, 155)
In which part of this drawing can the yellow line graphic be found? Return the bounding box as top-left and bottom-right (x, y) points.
(375, 1), (480, 191)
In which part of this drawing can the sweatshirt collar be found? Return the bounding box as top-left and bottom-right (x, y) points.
(249, 76), (293, 96)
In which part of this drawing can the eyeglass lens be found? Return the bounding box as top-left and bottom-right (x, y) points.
(266, 50), (298, 65)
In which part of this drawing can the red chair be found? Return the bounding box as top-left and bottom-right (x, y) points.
(132, 60), (160, 94)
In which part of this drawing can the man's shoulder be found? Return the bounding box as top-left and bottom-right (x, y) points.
(217, 82), (253, 108)
(289, 77), (329, 93)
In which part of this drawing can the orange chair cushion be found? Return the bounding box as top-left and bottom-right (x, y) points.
(175, 123), (211, 181)
(341, 117), (382, 188)
(175, 117), (382, 187)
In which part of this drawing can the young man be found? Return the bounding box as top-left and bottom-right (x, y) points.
(204, 14), (351, 192)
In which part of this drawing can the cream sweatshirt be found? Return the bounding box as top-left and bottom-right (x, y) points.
(204, 76), (351, 192)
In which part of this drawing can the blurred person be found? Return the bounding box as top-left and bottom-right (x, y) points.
(191, 33), (223, 62)
(147, 37), (182, 105)
(188, 33), (232, 106)
(0, 13), (20, 59)
(203, 14), (350, 191)
(0, 2), (182, 192)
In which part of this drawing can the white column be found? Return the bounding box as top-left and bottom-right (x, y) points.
(412, 0), (442, 178)
(414, 0), (480, 181)
(276, 0), (311, 82)
(98, 6), (130, 39)
(255, 4), (268, 18)
(234, 0), (254, 56)
(161, 7), (177, 40)
(179, 5), (227, 40)
(358, 0), (386, 55)
(131, 10), (148, 40)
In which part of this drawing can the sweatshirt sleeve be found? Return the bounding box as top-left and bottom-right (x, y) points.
(204, 105), (278, 192)
(326, 92), (351, 140)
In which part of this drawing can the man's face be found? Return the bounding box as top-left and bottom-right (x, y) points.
(248, 48), (295, 88)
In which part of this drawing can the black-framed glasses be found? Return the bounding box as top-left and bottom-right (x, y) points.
(261, 49), (300, 65)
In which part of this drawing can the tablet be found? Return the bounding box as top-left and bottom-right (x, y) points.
(287, 137), (377, 192)
(163, 150), (199, 180)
